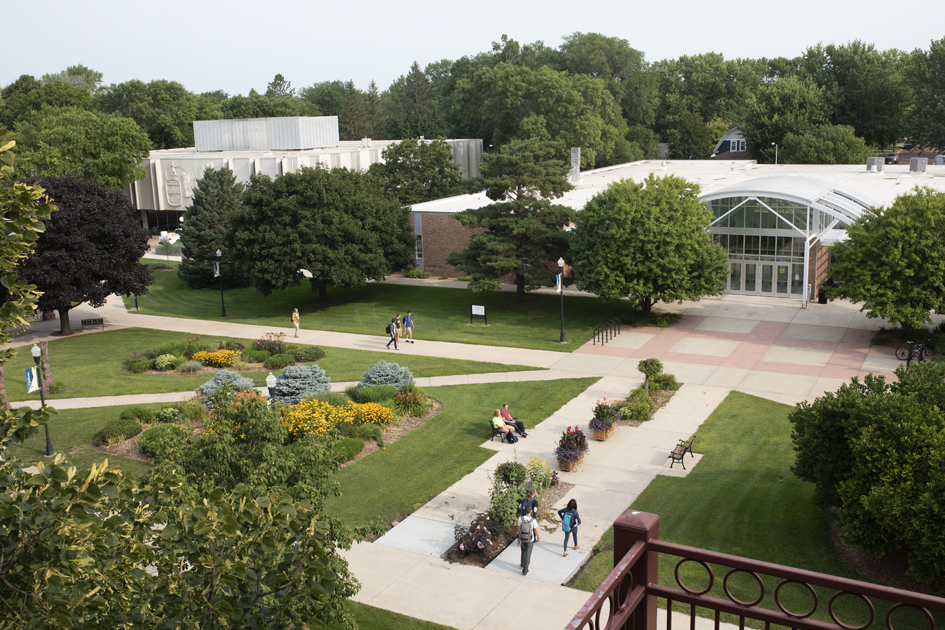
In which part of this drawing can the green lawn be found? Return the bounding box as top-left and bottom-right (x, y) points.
(124, 267), (674, 352)
(570, 391), (925, 629)
(330, 602), (457, 630)
(5, 328), (540, 402)
(327, 378), (599, 528)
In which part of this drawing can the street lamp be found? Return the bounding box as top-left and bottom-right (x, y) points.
(216, 249), (227, 318)
(266, 372), (277, 399)
(771, 142), (779, 165)
(557, 257), (567, 344)
(31, 344), (54, 457)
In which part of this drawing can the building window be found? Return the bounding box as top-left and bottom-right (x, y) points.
(733, 139), (746, 152)
(415, 235), (423, 259)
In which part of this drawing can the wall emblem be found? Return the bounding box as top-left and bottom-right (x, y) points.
(164, 162), (196, 207)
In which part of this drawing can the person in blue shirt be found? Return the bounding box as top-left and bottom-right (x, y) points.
(404, 311), (415, 343)
(557, 499), (582, 556)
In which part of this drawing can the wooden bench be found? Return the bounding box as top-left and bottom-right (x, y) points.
(669, 437), (694, 469)
(81, 318), (105, 330)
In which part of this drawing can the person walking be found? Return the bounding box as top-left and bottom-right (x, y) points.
(404, 311), (415, 343)
(291, 308), (300, 337)
(517, 509), (539, 575)
(394, 313), (403, 348)
(557, 499), (582, 557)
(386, 318), (399, 350)
(520, 488), (538, 518)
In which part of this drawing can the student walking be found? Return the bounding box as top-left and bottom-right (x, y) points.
(557, 499), (582, 557)
(517, 510), (539, 575)
(386, 318), (399, 350)
(394, 313), (403, 347)
(404, 311), (415, 343)
(291, 308), (300, 337)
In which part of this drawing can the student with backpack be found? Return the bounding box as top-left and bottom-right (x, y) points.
(557, 499), (582, 557)
(385, 318), (399, 350)
(520, 489), (538, 518)
(517, 508), (540, 575)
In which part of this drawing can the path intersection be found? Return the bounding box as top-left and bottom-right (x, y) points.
(13, 278), (941, 630)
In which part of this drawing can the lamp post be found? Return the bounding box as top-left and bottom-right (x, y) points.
(771, 142), (779, 165)
(266, 372), (277, 400)
(558, 257), (567, 343)
(31, 344), (54, 457)
(216, 249), (227, 318)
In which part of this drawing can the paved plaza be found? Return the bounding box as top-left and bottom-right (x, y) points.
(11, 277), (941, 630)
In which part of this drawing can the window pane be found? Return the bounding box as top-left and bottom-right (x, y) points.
(745, 235), (759, 256)
(731, 206), (745, 228)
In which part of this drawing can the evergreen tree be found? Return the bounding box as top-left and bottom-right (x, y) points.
(177, 167), (251, 289)
(364, 80), (385, 139)
(341, 80), (367, 140)
(265, 73), (294, 98)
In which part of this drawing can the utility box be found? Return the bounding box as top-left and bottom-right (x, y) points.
(910, 157), (928, 173)
(866, 157), (884, 172)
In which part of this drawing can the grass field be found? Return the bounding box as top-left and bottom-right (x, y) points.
(4, 328), (541, 402)
(124, 266), (674, 352)
(330, 602), (456, 629)
(569, 391), (924, 629)
(327, 378), (599, 528)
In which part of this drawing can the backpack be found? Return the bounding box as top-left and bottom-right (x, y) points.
(518, 517), (534, 543)
(562, 511), (574, 533)
(385, 323), (394, 334)
(506, 432), (518, 444)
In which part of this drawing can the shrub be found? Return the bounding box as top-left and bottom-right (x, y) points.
(638, 358), (664, 394)
(273, 365), (332, 405)
(457, 275), (472, 281)
(220, 339), (245, 352)
(177, 360), (204, 373)
(139, 424), (186, 460)
(192, 349), (239, 368)
(314, 391), (350, 406)
(399, 382), (426, 396)
(453, 513), (503, 556)
(625, 388), (655, 421)
(130, 349), (157, 360)
(359, 361), (415, 389)
(144, 261), (173, 271)
(242, 349), (271, 363)
(333, 437), (364, 462)
(285, 399), (360, 437)
(179, 398), (208, 423)
(48, 381), (66, 395)
(403, 268), (431, 279)
(525, 455), (553, 491)
(255, 332), (288, 355)
(347, 384), (398, 404)
(291, 346), (325, 363)
(94, 418), (142, 446)
(153, 354), (178, 371)
(184, 336), (211, 359)
(154, 341), (187, 357)
(155, 407), (179, 424)
(488, 465), (529, 529)
(128, 357), (154, 373)
(196, 370), (255, 408)
(336, 422), (384, 446)
(120, 405), (155, 424)
(495, 461), (527, 486)
(264, 353), (295, 369)
(393, 391), (427, 417)
(652, 372), (679, 391)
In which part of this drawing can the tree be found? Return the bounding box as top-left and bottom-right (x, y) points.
(383, 62), (446, 139)
(570, 174), (728, 315)
(781, 124), (871, 164)
(177, 166), (251, 289)
(40, 64), (104, 93)
(17, 176), (151, 335)
(265, 73), (295, 98)
(229, 165), (413, 300)
(742, 76), (829, 163)
(829, 186), (945, 331)
(340, 80), (367, 140)
(789, 362), (945, 582)
(300, 80), (348, 117)
(0, 79), (92, 129)
(446, 138), (573, 302)
(905, 37), (945, 151)
(369, 137), (464, 205)
(364, 80), (385, 139)
(13, 106), (150, 189)
(221, 92), (320, 119)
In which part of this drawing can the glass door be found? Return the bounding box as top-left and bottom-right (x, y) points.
(760, 265), (774, 295)
(776, 265), (790, 295)
(729, 262), (742, 292)
(744, 264), (757, 292)
(791, 263), (805, 296)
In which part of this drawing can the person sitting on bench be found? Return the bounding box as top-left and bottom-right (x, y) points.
(492, 410), (514, 441)
(501, 403), (527, 437)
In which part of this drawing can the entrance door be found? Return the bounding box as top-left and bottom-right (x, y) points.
(776, 265), (790, 295)
(760, 264), (774, 295)
(744, 264), (757, 292)
(729, 262), (742, 292)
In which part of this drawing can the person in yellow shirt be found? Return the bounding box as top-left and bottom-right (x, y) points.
(291, 308), (300, 337)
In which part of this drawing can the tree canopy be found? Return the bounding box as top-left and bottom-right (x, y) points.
(570, 174), (728, 314)
(905, 37), (945, 151)
(369, 137), (466, 206)
(446, 138), (573, 301)
(229, 165), (414, 299)
(781, 123), (871, 164)
(17, 175), (152, 334)
(742, 76), (829, 163)
(828, 186), (945, 331)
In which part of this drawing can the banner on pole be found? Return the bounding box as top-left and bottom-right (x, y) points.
(212, 262), (220, 278)
(556, 273), (562, 294)
(25, 367), (38, 393)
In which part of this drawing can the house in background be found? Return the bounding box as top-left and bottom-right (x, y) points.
(714, 126), (748, 158)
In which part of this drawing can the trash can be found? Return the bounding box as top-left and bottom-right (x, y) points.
(818, 288), (827, 305)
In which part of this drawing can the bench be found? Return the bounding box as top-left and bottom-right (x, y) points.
(489, 420), (505, 442)
(669, 437), (694, 469)
(81, 318), (105, 330)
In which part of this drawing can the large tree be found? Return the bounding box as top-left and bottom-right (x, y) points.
(229, 165), (413, 300)
(17, 176), (151, 334)
(0, 78), (92, 129)
(177, 166), (251, 289)
(742, 76), (829, 163)
(781, 124), (871, 164)
(13, 106), (150, 189)
(369, 137), (464, 206)
(446, 138), (573, 302)
(905, 37), (945, 151)
(570, 174), (728, 315)
(829, 186), (945, 331)
(40, 64), (104, 93)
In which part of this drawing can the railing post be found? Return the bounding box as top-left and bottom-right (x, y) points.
(614, 510), (660, 630)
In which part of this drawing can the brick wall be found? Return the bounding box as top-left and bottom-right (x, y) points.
(807, 240), (831, 293)
(415, 213), (483, 278)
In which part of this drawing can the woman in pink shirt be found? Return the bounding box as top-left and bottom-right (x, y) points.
(501, 403), (527, 437)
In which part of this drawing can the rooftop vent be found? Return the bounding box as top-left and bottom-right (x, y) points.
(866, 157), (884, 172)
(910, 157), (928, 173)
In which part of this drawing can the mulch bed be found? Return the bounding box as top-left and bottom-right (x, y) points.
(616, 388), (678, 427)
(127, 364), (272, 377)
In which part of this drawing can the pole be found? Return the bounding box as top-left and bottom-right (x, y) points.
(34, 355), (53, 457)
(218, 255), (227, 318)
(558, 273), (567, 343)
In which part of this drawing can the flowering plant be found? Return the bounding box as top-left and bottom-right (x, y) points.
(255, 332), (287, 355)
(590, 398), (619, 431)
(453, 512), (503, 556)
(553, 425), (589, 466)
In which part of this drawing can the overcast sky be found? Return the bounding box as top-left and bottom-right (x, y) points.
(5, 0), (943, 96)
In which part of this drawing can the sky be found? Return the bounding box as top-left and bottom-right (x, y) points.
(5, 0), (944, 96)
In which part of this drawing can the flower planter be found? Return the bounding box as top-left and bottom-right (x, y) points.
(592, 425), (615, 441)
(558, 452), (584, 472)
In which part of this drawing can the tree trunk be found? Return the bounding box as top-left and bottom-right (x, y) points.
(318, 284), (328, 302)
(57, 307), (73, 335)
(516, 273), (526, 304)
(644, 375), (649, 397)
(640, 297), (653, 316)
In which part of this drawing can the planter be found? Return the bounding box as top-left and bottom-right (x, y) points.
(558, 452), (584, 472)
(592, 425), (616, 441)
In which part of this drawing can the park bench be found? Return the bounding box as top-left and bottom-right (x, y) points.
(488, 420), (505, 442)
(81, 318), (105, 330)
(669, 437), (694, 469)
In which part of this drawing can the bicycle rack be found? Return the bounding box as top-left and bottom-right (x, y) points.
(593, 317), (621, 345)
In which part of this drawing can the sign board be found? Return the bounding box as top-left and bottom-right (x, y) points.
(470, 304), (488, 325)
(212, 262), (220, 278)
(25, 367), (39, 393)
